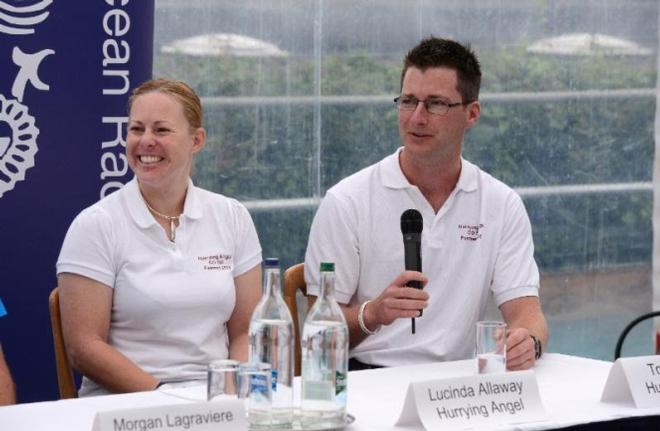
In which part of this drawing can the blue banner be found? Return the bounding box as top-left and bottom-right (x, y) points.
(0, 0), (154, 402)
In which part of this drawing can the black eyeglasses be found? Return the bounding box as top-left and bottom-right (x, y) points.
(393, 96), (468, 115)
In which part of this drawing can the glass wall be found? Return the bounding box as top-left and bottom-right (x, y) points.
(154, 0), (658, 360)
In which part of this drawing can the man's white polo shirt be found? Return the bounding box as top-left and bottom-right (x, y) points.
(305, 148), (539, 367)
(57, 177), (262, 395)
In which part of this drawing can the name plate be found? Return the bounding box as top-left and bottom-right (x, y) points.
(601, 355), (660, 408)
(92, 399), (247, 431)
(396, 370), (546, 430)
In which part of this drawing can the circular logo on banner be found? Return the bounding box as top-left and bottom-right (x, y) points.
(0, 94), (39, 198)
(0, 0), (53, 198)
(0, 0), (52, 35)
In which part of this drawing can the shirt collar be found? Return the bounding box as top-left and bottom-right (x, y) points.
(456, 158), (478, 193)
(126, 177), (203, 229)
(381, 147), (478, 193)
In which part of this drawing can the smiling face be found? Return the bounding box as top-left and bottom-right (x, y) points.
(126, 91), (205, 194)
(398, 66), (480, 164)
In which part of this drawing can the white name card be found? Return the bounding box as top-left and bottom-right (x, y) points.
(92, 399), (247, 431)
(601, 355), (660, 408)
(396, 370), (546, 430)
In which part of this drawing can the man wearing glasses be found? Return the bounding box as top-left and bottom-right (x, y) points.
(0, 298), (15, 405)
(305, 37), (547, 371)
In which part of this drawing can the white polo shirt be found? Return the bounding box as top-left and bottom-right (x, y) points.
(304, 148), (539, 367)
(57, 177), (262, 396)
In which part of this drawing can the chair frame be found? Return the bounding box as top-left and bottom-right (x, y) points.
(282, 263), (306, 376)
(614, 310), (660, 360)
(48, 287), (78, 398)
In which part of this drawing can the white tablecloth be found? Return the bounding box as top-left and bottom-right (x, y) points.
(0, 354), (658, 430)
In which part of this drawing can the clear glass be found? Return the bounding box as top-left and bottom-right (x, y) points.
(247, 259), (294, 427)
(475, 321), (507, 374)
(238, 362), (273, 429)
(300, 264), (349, 428)
(155, 1), (658, 361)
(207, 359), (240, 401)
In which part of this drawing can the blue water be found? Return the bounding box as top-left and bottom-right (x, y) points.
(547, 316), (655, 361)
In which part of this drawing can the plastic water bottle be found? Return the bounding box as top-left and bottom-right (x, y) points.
(248, 258), (294, 427)
(301, 262), (349, 428)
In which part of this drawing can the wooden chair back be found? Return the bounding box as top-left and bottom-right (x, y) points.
(48, 287), (77, 398)
(282, 263), (307, 376)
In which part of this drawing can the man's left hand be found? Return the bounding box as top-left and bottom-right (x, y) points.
(505, 327), (535, 371)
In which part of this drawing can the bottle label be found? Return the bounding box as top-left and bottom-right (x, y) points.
(271, 369), (278, 391)
(335, 371), (347, 395)
(249, 373), (269, 396)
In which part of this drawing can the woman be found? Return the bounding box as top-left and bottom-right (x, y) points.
(56, 78), (262, 396)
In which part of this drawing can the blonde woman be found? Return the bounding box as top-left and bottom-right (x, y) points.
(56, 79), (262, 396)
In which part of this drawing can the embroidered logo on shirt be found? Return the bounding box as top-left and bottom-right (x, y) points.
(197, 254), (232, 270)
(458, 224), (484, 241)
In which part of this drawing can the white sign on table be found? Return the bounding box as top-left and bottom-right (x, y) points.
(601, 355), (660, 408)
(396, 370), (546, 430)
(92, 399), (247, 431)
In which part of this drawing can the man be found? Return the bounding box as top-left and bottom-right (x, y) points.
(0, 298), (15, 405)
(304, 37), (547, 371)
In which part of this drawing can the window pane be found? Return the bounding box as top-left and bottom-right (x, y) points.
(154, 0), (658, 360)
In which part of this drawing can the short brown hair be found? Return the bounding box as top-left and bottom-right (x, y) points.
(128, 78), (203, 129)
(401, 37), (481, 103)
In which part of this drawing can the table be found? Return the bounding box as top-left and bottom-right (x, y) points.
(0, 354), (658, 430)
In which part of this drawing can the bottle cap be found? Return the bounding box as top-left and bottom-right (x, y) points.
(320, 262), (334, 272)
(264, 258), (279, 268)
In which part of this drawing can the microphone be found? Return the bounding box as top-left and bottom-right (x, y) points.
(401, 209), (423, 333)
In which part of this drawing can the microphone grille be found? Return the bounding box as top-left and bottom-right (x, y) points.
(401, 209), (423, 234)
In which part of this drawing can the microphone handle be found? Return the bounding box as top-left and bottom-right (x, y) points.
(410, 278), (423, 317)
(403, 235), (422, 274)
(403, 240), (423, 286)
(403, 239), (423, 317)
